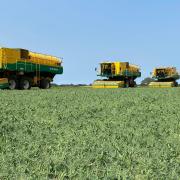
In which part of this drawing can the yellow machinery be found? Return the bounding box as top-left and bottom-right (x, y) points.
(92, 61), (141, 88)
(149, 67), (179, 88)
(0, 47), (63, 90)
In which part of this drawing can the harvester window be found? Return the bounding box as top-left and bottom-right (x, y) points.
(157, 69), (167, 78)
(103, 64), (111, 75)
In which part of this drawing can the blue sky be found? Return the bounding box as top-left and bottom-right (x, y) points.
(0, 0), (180, 84)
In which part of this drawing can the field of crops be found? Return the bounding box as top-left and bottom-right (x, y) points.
(0, 87), (180, 179)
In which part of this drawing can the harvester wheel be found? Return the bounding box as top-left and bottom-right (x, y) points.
(125, 80), (129, 88)
(40, 79), (51, 89)
(133, 81), (137, 87)
(19, 77), (32, 90)
(129, 79), (135, 87)
(174, 81), (178, 87)
(8, 78), (18, 90)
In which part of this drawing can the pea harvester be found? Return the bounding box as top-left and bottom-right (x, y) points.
(149, 67), (180, 88)
(92, 61), (141, 88)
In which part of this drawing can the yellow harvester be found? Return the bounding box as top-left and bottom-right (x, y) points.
(92, 61), (141, 88)
(149, 67), (179, 88)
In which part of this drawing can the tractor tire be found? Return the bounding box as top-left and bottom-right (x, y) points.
(19, 77), (32, 90)
(8, 78), (18, 90)
(40, 79), (51, 89)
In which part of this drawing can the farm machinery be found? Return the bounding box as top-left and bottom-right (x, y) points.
(149, 67), (180, 88)
(92, 61), (141, 88)
(0, 47), (63, 90)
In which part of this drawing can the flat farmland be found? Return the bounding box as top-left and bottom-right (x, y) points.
(0, 87), (180, 179)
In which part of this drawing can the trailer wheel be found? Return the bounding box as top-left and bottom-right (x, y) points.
(40, 79), (51, 89)
(8, 78), (18, 90)
(19, 78), (31, 90)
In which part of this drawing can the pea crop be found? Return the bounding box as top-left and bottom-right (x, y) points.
(0, 87), (180, 179)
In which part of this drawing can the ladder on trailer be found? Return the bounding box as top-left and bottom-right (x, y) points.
(35, 57), (41, 85)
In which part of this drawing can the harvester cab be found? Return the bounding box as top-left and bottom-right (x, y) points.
(149, 67), (180, 88)
(99, 63), (116, 77)
(92, 61), (141, 88)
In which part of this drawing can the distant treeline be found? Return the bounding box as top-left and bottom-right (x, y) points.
(51, 83), (91, 87)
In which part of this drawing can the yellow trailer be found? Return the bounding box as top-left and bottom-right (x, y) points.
(0, 47), (63, 90)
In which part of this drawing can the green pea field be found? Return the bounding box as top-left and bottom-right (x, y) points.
(0, 87), (180, 179)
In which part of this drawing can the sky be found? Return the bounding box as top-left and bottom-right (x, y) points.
(0, 0), (180, 84)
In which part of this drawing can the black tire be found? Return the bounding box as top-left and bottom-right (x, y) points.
(129, 79), (136, 87)
(174, 81), (178, 87)
(40, 79), (51, 89)
(19, 78), (32, 90)
(8, 78), (18, 90)
(129, 79), (134, 87)
(125, 80), (129, 88)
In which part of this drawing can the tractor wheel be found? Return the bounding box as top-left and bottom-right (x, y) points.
(40, 79), (51, 89)
(19, 77), (32, 90)
(8, 78), (18, 90)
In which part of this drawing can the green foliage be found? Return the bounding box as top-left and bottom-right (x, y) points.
(0, 87), (180, 179)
